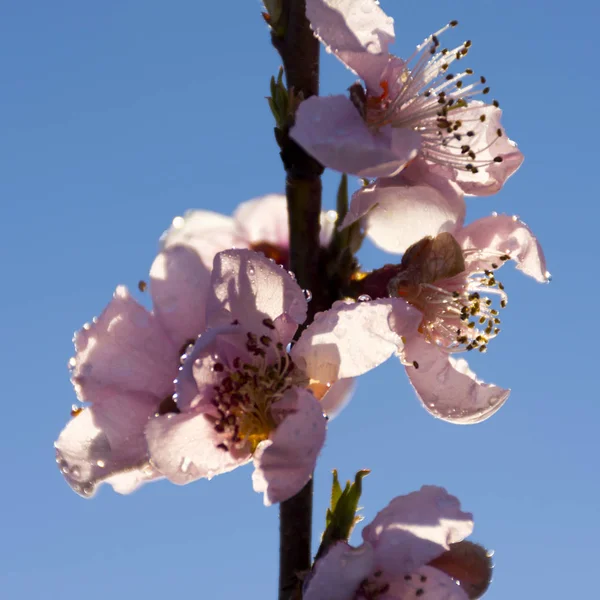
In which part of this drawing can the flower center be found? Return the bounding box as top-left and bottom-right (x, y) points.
(209, 326), (305, 453)
(390, 250), (511, 353)
(249, 241), (289, 268)
(357, 570), (393, 600)
(365, 21), (506, 174)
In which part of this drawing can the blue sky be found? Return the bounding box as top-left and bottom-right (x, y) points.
(1, 1), (597, 598)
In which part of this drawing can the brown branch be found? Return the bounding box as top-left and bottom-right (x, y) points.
(270, 1), (323, 598)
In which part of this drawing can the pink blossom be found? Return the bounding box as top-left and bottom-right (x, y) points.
(340, 158), (466, 254)
(292, 1), (522, 193)
(304, 486), (475, 600)
(146, 250), (421, 505)
(351, 214), (548, 423)
(55, 197), (339, 499)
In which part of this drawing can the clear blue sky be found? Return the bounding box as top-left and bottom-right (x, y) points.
(1, 1), (596, 598)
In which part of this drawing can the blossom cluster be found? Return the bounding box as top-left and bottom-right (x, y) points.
(54, 1), (547, 597)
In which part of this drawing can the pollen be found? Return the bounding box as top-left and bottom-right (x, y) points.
(361, 21), (506, 177)
(207, 332), (306, 454)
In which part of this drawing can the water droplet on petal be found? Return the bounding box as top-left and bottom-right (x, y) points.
(358, 294), (372, 302)
(303, 289), (313, 302)
(68, 357), (77, 371)
(96, 460), (106, 468)
(544, 270), (552, 282)
(180, 456), (192, 473)
(172, 216), (185, 229)
(491, 211), (498, 217)
(326, 210), (337, 223)
(248, 266), (255, 276)
(288, 271), (297, 282)
(81, 483), (94, 496)
(70, 466), (81, 478)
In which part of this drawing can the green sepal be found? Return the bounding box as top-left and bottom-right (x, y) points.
(316, 469), (370, 561)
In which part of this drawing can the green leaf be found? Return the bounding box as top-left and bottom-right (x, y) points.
(316, 469), (370, 561)
(336, 173), (349, 225)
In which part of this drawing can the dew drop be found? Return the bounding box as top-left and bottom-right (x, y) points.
(68, 357), (77, 371)
(544, 270), (552, 282)
(326, 210), (337, 223)
(96, 460), (106, 468)
(81, 483), (94, 496)
(288, 270), (297, 282)
(180, 456), (192, 473)
(358, 294), (372, 302)
(70, 466), (81, 478)
(171, 216), (185, 229)
(491, 211), (498, 217)
(303, 289), (313, 302)
(248, 266), (255, 276)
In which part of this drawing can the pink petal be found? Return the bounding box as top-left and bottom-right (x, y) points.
(404, 336), (510, 424)
(387, 566), (469, 600)
(291, 95), (421, 178)
(341, 171), (465, 254)
(252, 387), (327, 505)
(291, 299), (420, 383)
(159, 210), (244, 258)
(442, 103), (523, 196)
(72, 286), (176, 401)
(320, 377), (355, 418)
(55, 398), (160, 498)
(175, 324), (248, 413)
(233, 194), (289, 249)
(362, 486), (473, 576)
(150, 245), (211, 349)
(304, 541), (375, 600)
(456, 214), (549, 283)
(145, 410), (249, 485)
(207, 249), (307, 333)
(305, 0), (394, 90)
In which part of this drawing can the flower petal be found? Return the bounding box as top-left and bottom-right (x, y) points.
(305, 0), (394, 89)
(362, 486), (473, 576)
(291, 95), (420, 178)
(304, 541), (375, 600)
(387, 565), (469, 600)
(404, 336), (510, 424)
(145, 410), (249, 485)
(159, 210), (244, 258)
(291, 299), (420, 383)
(342, 168), (465, 254)
(252, 387), (327, 505)
(233, 194), (289, 248)
(207, 249), (307, 333)
(175, 324), (250, 413)
(441, 103), (523, 196)
(150, 245), (211, 348)
(456, 214), (549, 283)
(55, 398), (160, 498)
(320, 377), (355, 418)
(71, 287), (176, 401)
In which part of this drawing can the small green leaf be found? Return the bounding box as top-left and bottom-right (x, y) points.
(336, 174), (349, 225)
(316, 469), (370, 561)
